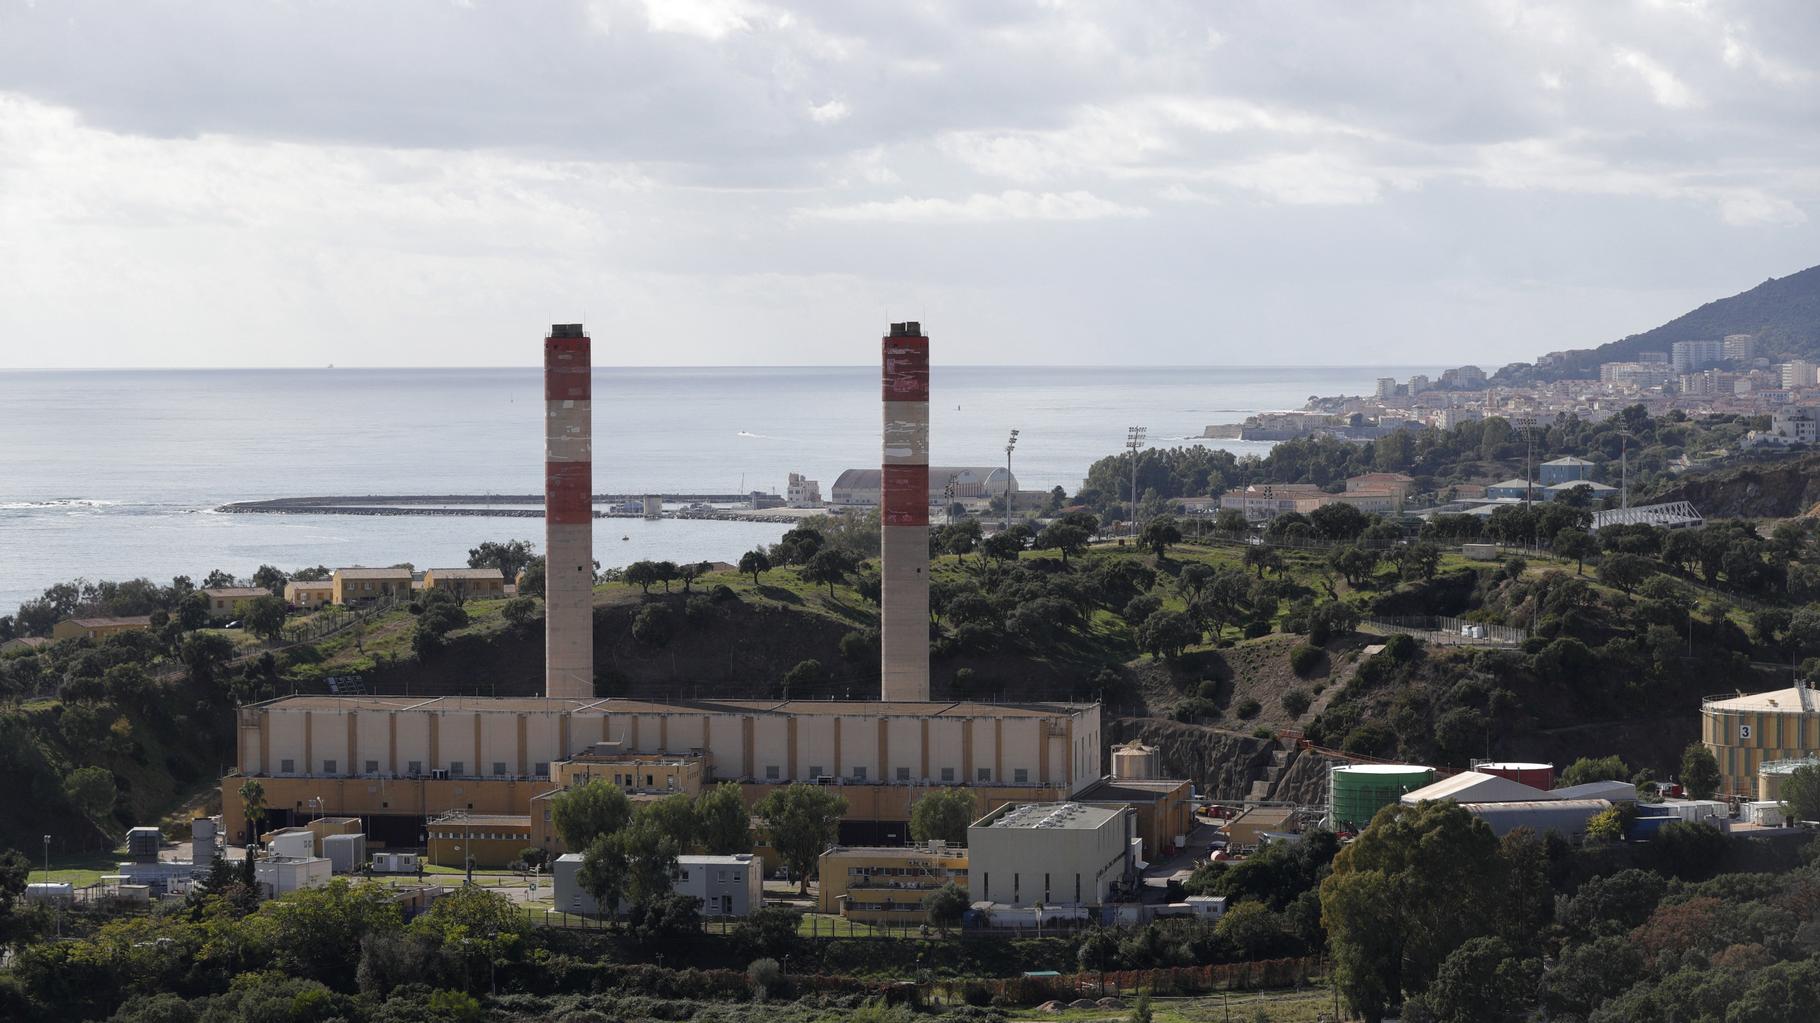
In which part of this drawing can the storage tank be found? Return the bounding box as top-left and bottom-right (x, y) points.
(1476, 762), (1554, 791)
(1112, 742), (1159, 781)
(1329, 764), (1435, 830)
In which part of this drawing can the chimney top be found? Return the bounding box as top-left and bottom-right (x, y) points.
(550, 323), (586, 338)
(889, 321), (923, 337)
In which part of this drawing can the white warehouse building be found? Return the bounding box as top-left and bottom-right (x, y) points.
(967, 801), (1139, 909)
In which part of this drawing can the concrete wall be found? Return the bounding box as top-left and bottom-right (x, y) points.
(968, 806), (1133, 908)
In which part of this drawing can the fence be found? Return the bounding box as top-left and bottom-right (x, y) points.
(283, 594), (399, 645)
(1362, 614), (1526, 647)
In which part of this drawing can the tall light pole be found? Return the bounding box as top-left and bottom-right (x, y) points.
(1004, 429), (1019, 530)
(42, 834), (50, 877)
(1126, 426), (1147, 535)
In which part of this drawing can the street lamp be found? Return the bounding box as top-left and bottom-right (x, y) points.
(1126, 426), (1147, 534)
(42, 834), (50, 878)
(1003, 429), (1020, 530)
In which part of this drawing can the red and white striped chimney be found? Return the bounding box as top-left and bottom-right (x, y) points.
(881, 322), (931, 702)
(544, 324), (593, 699)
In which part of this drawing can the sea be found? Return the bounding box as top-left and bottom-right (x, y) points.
(0, 365), (1437, 615)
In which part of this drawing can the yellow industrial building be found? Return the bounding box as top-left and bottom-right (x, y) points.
(331, 567), (413, 605)
(1701, 687), (1820, 797)
(426, 812), (533, 868)
(422, 568), (508, 599)
(818, 841), (969, 923)
(223, 695), (1102, 849)
(51, 615), (153, 642)
(284, 580), (334, 609)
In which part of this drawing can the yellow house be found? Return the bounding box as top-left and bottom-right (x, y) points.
(421, 568), (508, 600)
(331, 567), (414, 605)
(284, 580), (334, 610)
(51, 616), (153, 642)
(427, 813), (532, 869)
(201, 587), (269, 620)
(818, 842), (969, 924)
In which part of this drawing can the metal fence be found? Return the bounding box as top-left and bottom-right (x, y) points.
(1362, 614), (1527, 647)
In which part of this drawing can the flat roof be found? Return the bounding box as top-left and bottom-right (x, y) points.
(979, 802), (1121, 831)
(1073, 778), (1191, 803)
(427, 813), (529, 826)
(1705, 687), (1817, 713)
(250, 695), (1096, 718)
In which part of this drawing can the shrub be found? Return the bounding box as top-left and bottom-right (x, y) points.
(1235, 697), (1262, 719)
(710, 584), (738, 603)
(1252, 727), (1275, 740)
(1197, 680), (1222, 701)
(630, 604), (675, 647)
(1170, 697), (1221, 723)
(952, 668), (976, 695)
(1281, 688), (1312, 717)
(684, 596), (714, 624)
(1381, 632), (1418, 661)
(781, 659), (827, 696)
(1289, 644), (1323, 677)
(747, 958), (782, 1000)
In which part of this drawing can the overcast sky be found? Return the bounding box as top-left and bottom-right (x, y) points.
(1, 0), (1817, 369)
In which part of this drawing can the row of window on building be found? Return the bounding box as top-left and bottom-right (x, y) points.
(276, 759), (549, 778)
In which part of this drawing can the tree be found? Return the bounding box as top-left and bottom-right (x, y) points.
(251, 564), (289, 596)
(1681, 741), (1721, 799)
(501, 596), (536, 630)
(1407, 935), (1539, 1023)
(738, 548), (771, 586)
(909, 789), (976, 846)
(1215, 508), (1251, 538)
(550, 778), (632, 849)
(630, 604), (674, 647)
(771, 523), (825, 565)
(243, 595), (288, 642)
(202, 569), (238, 589)
(638, 792), (700, 852)
(1139, 515), (1183, 558)
(239, 777), (268, 842)
(1598, 552), (1654, 595)
(64, 765), (117, 837)
(1136, 610), (1198, 661)
(1780, 763), (1820, 822)
(781, 659), (826, 697)
(677, 561), (711, 594)
(415, 884), (523, 993)
(180, 630), (235, 687)
(981, 524), (1031, 561)
(577, 834), (627, 918)
(1328, 545), (1379, 587)
(517, 557), (546, 598)
(467, 540), (536, 581)
(1034, 521), (1091, 566)
(1398, 542), (1441, 582)
(1553, 528), (1597, 575)
(754, 784), (847, 894)
(1559, 755), (1630, 788)
(624, 561), (660, 594)
(800, 549), (852, 597)
(748, 957), (783, 1001)
(922, 881), (969, 931)
(696, 783), (751, 854)
(1309, 502), (1369, 541)
(1243, 544), (1283, 578)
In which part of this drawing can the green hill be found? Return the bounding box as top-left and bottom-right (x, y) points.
(1503, 263), (1820, 381)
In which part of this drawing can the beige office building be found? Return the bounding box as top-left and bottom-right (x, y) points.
(225, 695), (1102, 848)
(968, 801), (1138, 909)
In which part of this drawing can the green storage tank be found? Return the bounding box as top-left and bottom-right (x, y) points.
(1329, 764), (1435, 831)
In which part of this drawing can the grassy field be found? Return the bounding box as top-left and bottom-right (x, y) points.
(1008, 985), (1340, 1022)
(27, 848), (127, 887)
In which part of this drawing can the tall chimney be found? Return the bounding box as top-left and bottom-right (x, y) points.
(544, 324), (593, 698)
(881, 321), (931, 702)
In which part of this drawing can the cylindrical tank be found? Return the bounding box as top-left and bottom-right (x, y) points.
(1477, 762), (1554, 791)
(1329, 765), (1435, 830)
(1112, 743), (1158, 780)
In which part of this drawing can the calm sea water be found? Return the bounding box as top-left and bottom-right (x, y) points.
(0, 365), (1432, 615)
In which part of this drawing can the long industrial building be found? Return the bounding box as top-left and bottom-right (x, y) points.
(224, 696), (1101, 847)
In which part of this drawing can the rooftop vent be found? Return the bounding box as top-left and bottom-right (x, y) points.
(550, 323), (585, 338)
(889, 321), (923, 337)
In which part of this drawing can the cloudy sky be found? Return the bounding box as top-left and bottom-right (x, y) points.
(1, 0), (1817, 368)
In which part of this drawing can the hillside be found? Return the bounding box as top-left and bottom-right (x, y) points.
(1647, 450), (1820, 519)
(1498, 262), (1820, 381)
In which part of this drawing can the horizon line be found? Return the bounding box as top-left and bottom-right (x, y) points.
(0, 362), (1458, 373)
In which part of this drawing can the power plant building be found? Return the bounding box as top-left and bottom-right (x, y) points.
(223, 695), (1102, 847)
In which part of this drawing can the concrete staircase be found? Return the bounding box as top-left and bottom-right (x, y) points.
(1245, 744), (1294, 801)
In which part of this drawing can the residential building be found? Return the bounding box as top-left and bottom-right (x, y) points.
(330, 567), (413, 605)
(553, 852), (763, 917)
(1376, 377), (1397, 400)
(1436, 408), (1482, 430)
(1439, 365), (1486, 389)
(225, 695), (1101, 849)
(1671, 340), (1725, 375)
(1746, 407), (1820, 448)
(1723, 334), (1756, 361)
(284, 580), (334, 610)
(421, 568), (507, 599)
(1407, 374), (1429, 396)
(786, 473), (822, 508)
(1543, 480), (1617, 503)
(1218, 483), (1397, 520)
(968, 802), (1138, 909)
(1636, 351), (1669, 364)
(201, 587), (269, 619)
(1345, 472), (1416, 510)
(1601, 362), (1674, 389)
(426, 813), (532, 869)
(50, 615), (153, 643)
(1484, 478), (1536, 502)
(1538, 457), (1594, 486)
(818, 842), (969, 923)
(1781, 361), (1818, 389)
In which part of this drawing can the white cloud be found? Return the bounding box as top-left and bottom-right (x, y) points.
(798, 190), (1148, 223)
(807, 98), (849, 124)
(638, 0), (760, 40)
(1613, 48), (1700, 108)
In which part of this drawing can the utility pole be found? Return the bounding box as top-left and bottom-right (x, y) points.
(1004, 429), (1019, 531)
(1621, 435), (1629, 509)
(1126, 426), (1147, 535)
